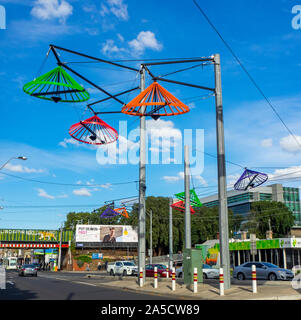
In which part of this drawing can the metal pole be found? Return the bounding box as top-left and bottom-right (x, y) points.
(138, 65), (146, 284)
(57, 226), (63, 271)
(184, 145), (191, 249)
(214, 53), (230, 290)
(150, 209), (152, 264)
(169, 198), (173, 270)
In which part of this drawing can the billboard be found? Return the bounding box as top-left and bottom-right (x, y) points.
(0, 229), (73, 242)
(76, 225), (138, 243)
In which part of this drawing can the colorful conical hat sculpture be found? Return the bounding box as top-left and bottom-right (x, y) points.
(23, 66), (90, 103)
(171, 200), (195, 214)
(234, 168), (268, 191)
(69, 115), (118, 145)
(114, 207), (129, 219)
(100, 207), (119, 218)
(121, 81), (190, 119)
(174, 189), (202, 208)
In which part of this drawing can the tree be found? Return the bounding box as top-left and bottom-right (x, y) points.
(244, 201), (295, 238)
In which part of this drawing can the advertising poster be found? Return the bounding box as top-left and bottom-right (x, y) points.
(76, 225), (138, 243)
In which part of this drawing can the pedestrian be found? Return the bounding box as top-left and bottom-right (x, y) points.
(97, 262), (101, 271)
(86, 263), (90, 272)
(105, 260), (108, 271)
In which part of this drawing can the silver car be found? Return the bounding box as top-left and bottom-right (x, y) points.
(233, 262), (294, 281)
(19, 264), (38, 277)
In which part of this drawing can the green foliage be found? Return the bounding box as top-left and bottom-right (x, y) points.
(244, 201), (295, 238)
(74, 254), (92, 264)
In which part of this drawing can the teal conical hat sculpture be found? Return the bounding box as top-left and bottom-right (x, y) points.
(174, 189), (202, 208)
(23, 66), (90, 103)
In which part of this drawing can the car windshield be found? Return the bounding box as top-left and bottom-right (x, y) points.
(262, 263), (278, 268)
(155, 264), (166, 269)
(123, 262), (135, 266)
(23, 265), (34, 268)
(203, 264), (212, 269)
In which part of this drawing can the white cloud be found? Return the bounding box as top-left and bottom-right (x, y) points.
(280, 135), (301, 153)
(4, 163), (45, 174)
(128, 31), (163, 56)
(269, 166), (301, 181)
(57, 194), (68, 198)
(101, 0), (129, 21)
(162, 171), (207, 186)
(72, 188), (92, 197)
(101, 39), (126, 57)
(31, 0), (73, 22)
(261, 138), (273, 148)
(37, 188), (55, 199)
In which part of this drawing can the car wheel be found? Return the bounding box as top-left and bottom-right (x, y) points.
(237, 272), (245, 281)
(110, 270), (114, 276)
(122, 270), (127, 277)
(268, 273), (277, 281)
(203, 273), (208, 279)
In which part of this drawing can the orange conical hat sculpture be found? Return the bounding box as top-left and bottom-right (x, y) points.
(121, 81), (190, 117)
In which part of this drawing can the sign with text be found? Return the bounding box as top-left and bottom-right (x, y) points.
(76, 225), (138, 243)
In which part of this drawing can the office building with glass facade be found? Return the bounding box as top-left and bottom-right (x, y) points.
(200, 184), (301, 226)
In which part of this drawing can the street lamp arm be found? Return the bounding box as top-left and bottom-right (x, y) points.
(0, 156), (27, 171)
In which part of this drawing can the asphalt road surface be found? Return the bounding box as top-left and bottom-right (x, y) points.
(0, 270), (174, 300)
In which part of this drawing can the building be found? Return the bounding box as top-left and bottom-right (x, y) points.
(199, 184), (301, 227)
(197, 237), (301, 270)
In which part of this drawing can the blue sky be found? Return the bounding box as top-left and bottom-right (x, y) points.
(0, 0), (301, 229)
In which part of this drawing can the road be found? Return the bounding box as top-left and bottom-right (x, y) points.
(0, 270), (174, 300)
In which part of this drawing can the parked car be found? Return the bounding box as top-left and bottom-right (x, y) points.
(145, 264), (172, 278)
(107, 261), (138, 276)
(176, 264), (219, 279)
(233, 262), (294, 281)
(18, 264), (38, 277)
(32, 263), (41, 271)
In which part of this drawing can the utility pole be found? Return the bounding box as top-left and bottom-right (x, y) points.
(169, 197), (173, 269)
(57, 226), (63, 271)
(184, 145), (191, 249)
(214, 53), (230, 290)
(138, 65), (146, 284)
(149, 209), (152, 264)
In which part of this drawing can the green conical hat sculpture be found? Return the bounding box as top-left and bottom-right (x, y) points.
(174, 189), (202, 208)
(23, 66), (90, 103)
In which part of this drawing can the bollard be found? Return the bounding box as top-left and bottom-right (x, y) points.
(193, 267), (198, 293)
(154, 266), (158, 289)
(252, 264), (257, 293)
(139, 267), (143, 287)
(219, 268), (224, 296)
(172, 267), (176, 291)
(166, 265), (169, 279)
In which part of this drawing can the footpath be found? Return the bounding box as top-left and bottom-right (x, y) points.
(64, 271), (301, 300)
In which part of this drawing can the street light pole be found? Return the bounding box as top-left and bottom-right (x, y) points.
(214, 53), (231, 290)
(184, 145), (191, 249)
(169, 198), (173, 270)
(138, 65), (146, 284)
(57, 225), (63, 271)
(149, 209), (152, 264)
(0, 156), (27, 171)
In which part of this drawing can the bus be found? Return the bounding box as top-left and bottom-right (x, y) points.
(2, 257), (18, 270)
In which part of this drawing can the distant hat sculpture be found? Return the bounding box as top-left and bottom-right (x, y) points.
(121, 81), (190, 119)
(174, 189), (202, 208)
(100, 207), (119, 218)
(234, 168), (268, 191)
(23, 66), (90, 103)
(114, 207), (129, 219)
(69, 115), (118, 145)
(171, 200), (195, 214)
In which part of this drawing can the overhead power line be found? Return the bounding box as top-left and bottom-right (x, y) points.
(0, 171), (138, 187)
(192, 0), (301, 151)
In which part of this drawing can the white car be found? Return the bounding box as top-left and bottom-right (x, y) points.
(107, 261), (138, 276)
(176, 264), (219, 279)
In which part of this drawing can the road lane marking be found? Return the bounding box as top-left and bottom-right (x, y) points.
(73, 281), (97, 287)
